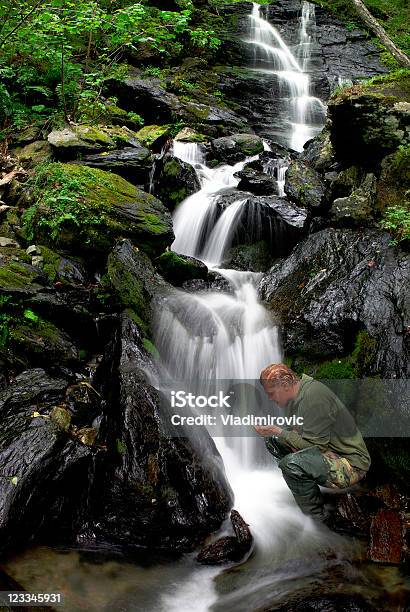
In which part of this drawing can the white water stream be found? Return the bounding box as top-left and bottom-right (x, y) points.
(248, 2), (326, 151)
(152, 3), (330, 610)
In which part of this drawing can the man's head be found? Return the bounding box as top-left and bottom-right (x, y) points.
(260, 363), (300, 407)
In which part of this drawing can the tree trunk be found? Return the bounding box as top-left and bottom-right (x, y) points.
(350, 0), (410, 69)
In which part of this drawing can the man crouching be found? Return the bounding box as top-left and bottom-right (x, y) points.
(255, 363), (370, 522)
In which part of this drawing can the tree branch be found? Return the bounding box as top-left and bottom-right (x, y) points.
(350, 0), (410, 69)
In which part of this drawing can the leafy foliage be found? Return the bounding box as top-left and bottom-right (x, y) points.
(0, 0), (222, 134)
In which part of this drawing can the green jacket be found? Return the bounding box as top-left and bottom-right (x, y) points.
(278, 374), (371, 472)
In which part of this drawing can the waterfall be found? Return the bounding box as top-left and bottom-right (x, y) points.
(248, 1), (326, 151)
(151, 3), (329, 607)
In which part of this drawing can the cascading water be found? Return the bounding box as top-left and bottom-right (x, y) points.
(151, 4), (332, 609)
(248, 1), (326, 152)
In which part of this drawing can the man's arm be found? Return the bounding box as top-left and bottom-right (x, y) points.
(279, 395), (336, 452)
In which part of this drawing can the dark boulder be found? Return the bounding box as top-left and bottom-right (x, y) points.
(91, 312), (232, 552)
(106, 239), (170, 331)
(151, 153), (200, 209)
(156, 251), (208, 286)
(215, 190), (309, 257)
(70, 145), (153, 187)
(259, 228), (409, 377)
(223, 240), (275, 272)
(104, 77), (180, 123)
(0, 369), (93, 555)
(235, 168), (278, 195)
(197, 509), (252, 564)
(328, 75), (410, 167)
(210, 133), (264, 164)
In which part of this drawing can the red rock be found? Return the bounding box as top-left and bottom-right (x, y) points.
(369, 509), (403, 564)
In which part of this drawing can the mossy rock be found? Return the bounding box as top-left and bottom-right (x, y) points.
(330, 173), (377, 226)
(223, 241), (274, 272)
(11, 141), (52, 167)
(155, 251), (208, 286)
(152, 153), (200, 210)
(0, 259), (46, 296)
(10, 314), (79, 366)
(23, 164), (174, 258)
(329, 73), (410, 165)
(376, 145), (410, 213)
(38, 245), (87, 285)
(47, 124), (142, 159)
(174, 127), (208, 143)
(211, 133), (264, 163)
(107, 239), (169, 331)
(135, 124), (171, 148)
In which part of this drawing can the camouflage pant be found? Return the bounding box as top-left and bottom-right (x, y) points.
(321, 450), (366, 489)
(265, 437), (367, 520)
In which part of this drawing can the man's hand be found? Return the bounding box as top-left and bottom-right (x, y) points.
(254, 425), (283, 437)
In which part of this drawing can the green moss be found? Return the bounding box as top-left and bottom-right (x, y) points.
(163, 158), (181, 178)
(156, 250), (207, 285)
(107, 254), (150, 329)
(351, 330), (378, 375)
(22, 163), (171, 256)
(135, 124), (171, 147)
(142, 338), (160, 359)
(0, 261), (40, 291)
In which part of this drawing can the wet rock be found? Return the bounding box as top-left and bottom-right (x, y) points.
(274, 593), (377, 612)
(0, 259), (47, 297)
(28, 164), (174, 258)
(151, 153), (200, 209)
(10, 316), (79, 368)
(231, 509), (252, 546)
(223, 240), (275, 272)
(376, 147), (410, 216)
(156, 251), (208, 286)
(104, 77), (180, 123)
(215, 190), (309, 257)
(369, 509), (403, 564)
(284, 160), (327, 210)
(259, 228), (409, 377)
(300, 128), (335, 172)
(70, 145), (152, 186)
(0, 368), (68, 418)
(235, 168), (277, 195)
(38, 245), (88, 286)
(210, 133), (264, 163)
(91, 312), (232, 552)
(197, 509), (252, 564)
(0, 368), (92, 555)
(197, 536), (244, 565)
(106, 239), (170, 330)
(335, 493), (369, 534)
(329, 166), (364, 200)
(328, 75), (410, 166)
(65, 382), (101, 426)
(330, 173), (377, 227)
